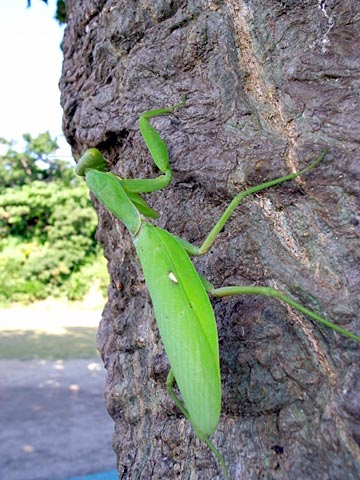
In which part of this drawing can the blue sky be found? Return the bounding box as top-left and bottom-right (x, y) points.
(0, 1), (71, 158)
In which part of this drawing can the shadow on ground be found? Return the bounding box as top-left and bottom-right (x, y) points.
(0, 327), (99, 360)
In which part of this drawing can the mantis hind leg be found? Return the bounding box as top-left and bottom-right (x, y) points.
(208, 284), (360, 342)
(166, 370), (230, 480)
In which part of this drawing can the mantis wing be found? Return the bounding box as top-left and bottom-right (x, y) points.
(134, 223), (221, 438)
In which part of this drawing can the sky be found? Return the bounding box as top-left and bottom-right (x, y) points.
(0, 1), (71, 159)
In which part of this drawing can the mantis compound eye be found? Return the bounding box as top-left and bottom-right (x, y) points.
(75, 148), (109, 177)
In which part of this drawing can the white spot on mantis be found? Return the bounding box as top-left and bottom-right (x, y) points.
(169, 272), (178, 284)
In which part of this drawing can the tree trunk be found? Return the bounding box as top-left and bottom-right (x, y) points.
(60, 1), (360, 478)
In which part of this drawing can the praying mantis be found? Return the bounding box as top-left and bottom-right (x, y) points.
(75, 98), (360, 480)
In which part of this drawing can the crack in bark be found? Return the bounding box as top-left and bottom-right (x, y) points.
(224, 1), (346, 369)
(226, 0), (300, 175)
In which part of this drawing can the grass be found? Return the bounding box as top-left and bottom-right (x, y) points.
(0, 298), (104, 360)
(0, 327), (99, 360)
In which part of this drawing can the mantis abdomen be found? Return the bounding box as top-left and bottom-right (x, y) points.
(134, 223), (221, 438)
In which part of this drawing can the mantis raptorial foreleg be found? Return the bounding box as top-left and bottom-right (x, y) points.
(119, 96), (186, 194)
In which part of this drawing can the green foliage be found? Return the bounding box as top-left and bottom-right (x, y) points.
(0, 132), (70, 189)
(27, 0), (67, 24)
(55, 0), (66, 24)
(0, 237), (108, 303)
(0, 133), (108, 304)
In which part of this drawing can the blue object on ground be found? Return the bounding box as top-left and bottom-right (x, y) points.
(66, 470), (118, 480)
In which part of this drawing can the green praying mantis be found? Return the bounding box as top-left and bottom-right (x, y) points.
(75, 98), (360, 480)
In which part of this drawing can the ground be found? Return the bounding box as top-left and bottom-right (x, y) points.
(0, 300), (117, 480)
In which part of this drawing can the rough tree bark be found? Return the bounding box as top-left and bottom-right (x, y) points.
(60, 1), (360, 478)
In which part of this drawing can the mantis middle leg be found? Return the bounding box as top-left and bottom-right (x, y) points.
(176, 149), (327, 256)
